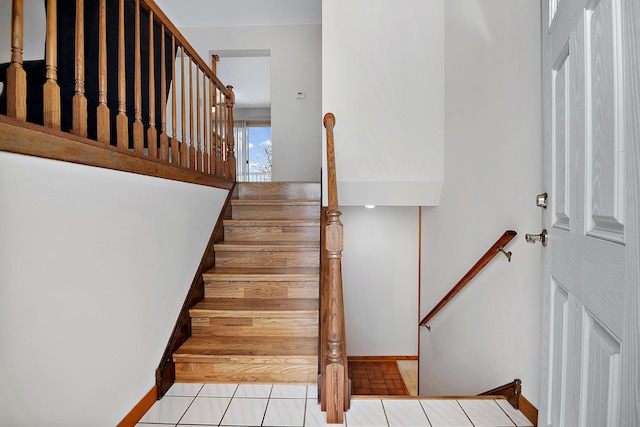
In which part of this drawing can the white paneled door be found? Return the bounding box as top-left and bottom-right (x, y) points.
(540, 0), (640, 426)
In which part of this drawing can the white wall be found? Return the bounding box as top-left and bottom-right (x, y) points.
(0, 152), (228, 426)
(420, 0), (542, 404)
(180, 25), (322, 182)
(0, 0), (46, 63)
(322, 0), (445, 206)
(0, 0), (46, 95)
(341, 206), (419, 356)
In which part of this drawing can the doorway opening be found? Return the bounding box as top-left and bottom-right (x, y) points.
(211, 49), (271, 182)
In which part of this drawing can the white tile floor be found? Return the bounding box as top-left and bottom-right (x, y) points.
(137, 383), (534, 427)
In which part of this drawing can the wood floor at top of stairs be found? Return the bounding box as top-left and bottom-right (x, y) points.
(237, 182), (320, 200)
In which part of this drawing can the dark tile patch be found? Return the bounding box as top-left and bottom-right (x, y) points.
(348, 361), (409, 396)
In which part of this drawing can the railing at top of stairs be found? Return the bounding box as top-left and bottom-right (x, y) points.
(1, 0), (236, 185)
(319, 112), (350, 424)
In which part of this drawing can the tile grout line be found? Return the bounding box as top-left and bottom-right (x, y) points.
(302, 385), (309, 427)
(174, 383), (205, 426)
(416, 399), (434, 427)
(455, 399), (477, 427)
(218, 384), (240, 427)
(492, 399), (518, 427)
(379, 399), (391, 427)
(260, 384), (274, 426)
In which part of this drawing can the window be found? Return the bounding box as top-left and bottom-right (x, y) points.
(235, 121), (272, 182)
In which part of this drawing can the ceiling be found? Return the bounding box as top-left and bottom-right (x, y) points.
(154, 0), (321, 28)
(154, 0), (321, 109)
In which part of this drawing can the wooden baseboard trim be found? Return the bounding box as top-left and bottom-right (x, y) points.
(117, 386), (158, 427)
(518, 394), (538, 427)
(347, 355), (418, 362)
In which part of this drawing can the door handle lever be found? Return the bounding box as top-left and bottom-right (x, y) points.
(525, 229), (548, 247)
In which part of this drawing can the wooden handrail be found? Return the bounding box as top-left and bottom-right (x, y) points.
(479, 378), (522, 409)
(319, 113), (349, 424)
(419, 230), (517, 328)
(324, 113), (338, 210)
(1, 0), (235, 182)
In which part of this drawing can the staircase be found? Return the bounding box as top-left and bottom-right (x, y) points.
(173, 182), (321, 383)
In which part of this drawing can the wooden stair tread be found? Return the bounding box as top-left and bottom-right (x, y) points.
(174, 336), (318, 358)
(204, 266), (319, 281)
(224, 219), (320, 227)
(191, 298), (318, 314)
(231, 199), (320, 206)
(214, 241), (320, 251)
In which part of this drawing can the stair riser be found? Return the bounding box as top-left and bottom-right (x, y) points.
(238, 183), (320, 200)
(205, 281), (319, 299)
(214, 251), (319, 268)
(191, 316), (318, 337)
(175, 362), (317, 383)
(224, 226), (319, 242)
(231, 205), (320, 220)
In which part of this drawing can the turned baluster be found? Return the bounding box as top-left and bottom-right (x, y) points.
(159, 25), (169, 161)
(132, 0), (144, 153)
(170, 36), (179, 164)
(116, 0), (129, 149)
(221, 89), (226, 177)
(96, 0), (110, 144)
(72, 0), (87, 137)
(196, 67), (202, 172)
(216, 87), (222, 176)
(180, 48), (187, 167)
(147, 9), (158, 159)
(7, 0), (27, 120)
(225, 86), (236, 181)
(208, 79), (215, 175)
(203, 73), (209, 174)
(44, 0), (61, 129)
(188, 59), (195, 169)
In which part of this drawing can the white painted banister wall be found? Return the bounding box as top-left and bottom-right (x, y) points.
(0, 152), (228, 426)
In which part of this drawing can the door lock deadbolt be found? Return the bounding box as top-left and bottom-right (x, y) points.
(525, 229), (548, 247)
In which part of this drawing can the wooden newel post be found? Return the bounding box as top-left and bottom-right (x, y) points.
(225, 85), (236, 181)
(211, 55), (219, 75)
(324, 209), (348, 424)
(7, 0), (27, 120)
